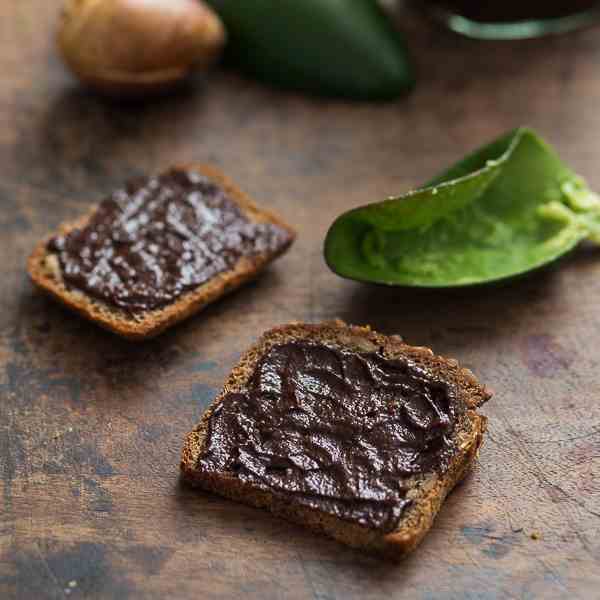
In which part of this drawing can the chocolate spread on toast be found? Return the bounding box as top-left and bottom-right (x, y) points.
(198, 341), (462, 532)
(48, 169), (292, 312)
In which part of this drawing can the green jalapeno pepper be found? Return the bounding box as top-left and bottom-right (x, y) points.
(206, 0), (414, 99)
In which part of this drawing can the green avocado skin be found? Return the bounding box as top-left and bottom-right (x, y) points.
(324, 128), (600, 288)
(205, 0), (415, 99)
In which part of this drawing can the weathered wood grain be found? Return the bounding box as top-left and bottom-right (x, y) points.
(1, 2), (599, 598)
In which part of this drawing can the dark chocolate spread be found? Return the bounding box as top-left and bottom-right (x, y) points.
(432, 0), (598, 23)
(198, 341), (462, 532)
(48, 169), (292, 312)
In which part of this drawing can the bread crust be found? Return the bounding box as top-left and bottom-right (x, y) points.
(27, 164), (296, 340)
(181, 320), (491, 560)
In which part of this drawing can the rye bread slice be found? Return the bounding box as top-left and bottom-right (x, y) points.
(27, 164), (296, 340)
(181, 320), (491, 560)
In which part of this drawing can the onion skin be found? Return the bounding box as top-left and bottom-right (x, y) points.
(57, 0), (226, 97)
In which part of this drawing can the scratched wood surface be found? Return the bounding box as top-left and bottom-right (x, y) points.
(1, 2), (600, 599)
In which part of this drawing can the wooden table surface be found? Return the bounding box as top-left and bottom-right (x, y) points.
(2, 2), (600, 598)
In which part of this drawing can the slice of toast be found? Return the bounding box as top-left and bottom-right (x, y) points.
(181, 320), (490, 560)
(27, 165), (296, 340)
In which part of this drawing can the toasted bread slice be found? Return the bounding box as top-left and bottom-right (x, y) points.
(181, 320), (490, 560)
(27, 165), (296, 340)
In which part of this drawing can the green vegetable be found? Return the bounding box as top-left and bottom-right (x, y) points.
(325, 128), (600, 287)
(205, 0), (414, 99)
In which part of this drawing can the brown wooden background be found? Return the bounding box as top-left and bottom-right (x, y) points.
(2, 2), (600, 598)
